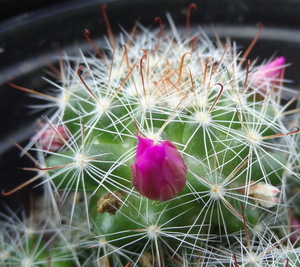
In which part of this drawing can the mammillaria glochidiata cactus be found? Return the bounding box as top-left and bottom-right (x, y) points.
(2, 4), (300, 267)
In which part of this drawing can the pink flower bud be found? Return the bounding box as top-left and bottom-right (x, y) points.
(248, 182), (280, 208)
(290, 217), (300, 243)
(130, 136), (187, 201)
(251, 57), (286, 93)
(292, 218), (300, 232)
(34, 125), (69, 152)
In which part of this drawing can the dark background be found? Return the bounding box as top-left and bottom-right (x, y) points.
(0, 0), (71, 21)
(1, 0), (300, 27)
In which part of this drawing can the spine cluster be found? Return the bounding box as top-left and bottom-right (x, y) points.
(2, 6), (300, 267)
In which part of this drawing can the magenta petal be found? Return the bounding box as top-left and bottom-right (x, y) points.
(136, 136), (154, 155)
(34, 125), (69, 152)
(260, 56), (286, 78)
(251, 56), (286, 95)
(131, 136), (187, 201)
(252, 56), (286, 84)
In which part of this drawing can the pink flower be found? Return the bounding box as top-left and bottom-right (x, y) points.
(290, 217), (300, 243)
(248, 182), (280, 208)
(34, 125), (69, 152)
(292, 218), (300, 232)
(251, 57), (286, 93)
(130, 136), (187, 201)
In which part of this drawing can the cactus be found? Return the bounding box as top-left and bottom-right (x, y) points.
(2, 4), (300, 266)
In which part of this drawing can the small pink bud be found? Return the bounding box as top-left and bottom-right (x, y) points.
(290, 217), (300, 243)
(130, 136), (187, 201)
(251, 57), (286, 93)
(34, 125), (69, 152)
(248, 182), (280, 208)
(292, 218), (300, 232)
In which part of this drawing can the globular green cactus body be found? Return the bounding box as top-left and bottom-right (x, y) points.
(2, 8), (300, 267)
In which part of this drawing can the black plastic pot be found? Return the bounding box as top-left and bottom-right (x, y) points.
(1, 0), (300, 215)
